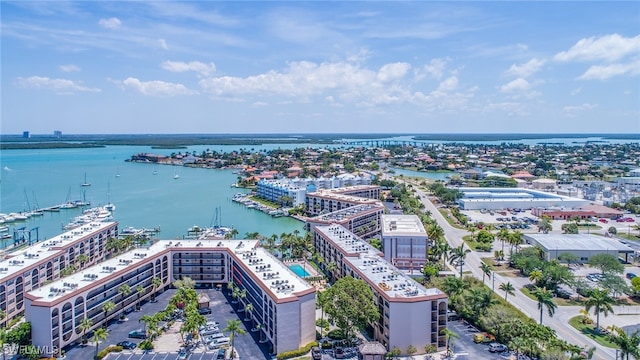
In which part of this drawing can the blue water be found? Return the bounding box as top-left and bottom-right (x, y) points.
(289, 264), (310, 277)
(388, 167), (453, 181)
(0, 145), (305, 241)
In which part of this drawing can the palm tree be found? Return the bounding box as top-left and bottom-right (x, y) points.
(139, 314), (155, 333)
(508, 231), (523, 254)
(537, 215), (553, 234)
(78, 317), (93, 345)
(151, 277), (162, 302)
(497, 228), (510, 253)
(449, 244), (471, 278)
(91, 327), (109, 359)
(531, 287), (556, 325)
(227, 281), (235, 296)
(467, 224), (477, 241)
(528, 270), (543, 286)
(101, 301), (115, 328)
(499, 282), (516, 301)
(244, 303), (254, 322)
(75, 253), (89, 269)
(584, 288), (615, 332)
(440, 328), (459, 355)
(136, 285), (145, 310)
(118, 284), (132, 319)
(480, 262), (492, 284)
(224, 319), (247, 360)
(606, 325), (640, 360)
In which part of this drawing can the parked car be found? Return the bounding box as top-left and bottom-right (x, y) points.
(117, 341), (137, 350)
(488, 343), (508, 353)
(335, 347), (345, 359)
(208, 337), (230, 348)
(215, 349), (226, 359)
(198, 307), (212, 315)
(473, 333), (496, 344)
(311, 346), (322, 360)
(128, 329), (147, 339)
(626, 273), (637, 279)
(177, 349), (189, 360)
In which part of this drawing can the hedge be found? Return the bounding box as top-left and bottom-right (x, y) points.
(96, 345), (123, 360)
(276, 341), (319, 360)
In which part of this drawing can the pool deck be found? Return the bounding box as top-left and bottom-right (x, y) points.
(283, 259), (326, 290)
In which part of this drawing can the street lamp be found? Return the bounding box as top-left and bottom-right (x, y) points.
(492, 272), (495, 292)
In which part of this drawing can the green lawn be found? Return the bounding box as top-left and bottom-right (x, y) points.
(520, 286), (584, 306)
(568, 316), (617, 348)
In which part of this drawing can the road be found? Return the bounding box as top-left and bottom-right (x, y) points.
(411, 187), (618, 360)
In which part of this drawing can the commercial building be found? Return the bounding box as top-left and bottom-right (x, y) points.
(457, 187), (590, 210)
(380, 215), (428, 271)
(312, 225), (447, 355)
(522, 233), (635, 262)
(0, 222), (119, 327)
(531, 204), (623, 220)
(25, 239), (315, 356)
(304, 203), (384, 239)
(305, 185), (381, 216)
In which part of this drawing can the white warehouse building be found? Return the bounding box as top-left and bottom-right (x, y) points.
(457, 187), (590, 210)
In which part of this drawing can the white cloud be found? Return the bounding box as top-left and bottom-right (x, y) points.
(578, 60), (640, 80)
(161, 61), (216, 77)
(570, 87), (582, 96)
(158, 39), (168, 50)
(554, 33), (640, 62)
(251, 101), (268, 107)
(505, 58), (545, 78)
(416, 58), (448, 81)
(16, 76), (100, 93)
(500, 78), (530, 93)
(376, 62), (411, 83)
(563, 103), (597, 117)
(437, 76), (458, 92)
(483, 102), (528, 116)
(121, 77), (197, 97)
(59, 64), (80, 72)
(98, 17), (121, 30)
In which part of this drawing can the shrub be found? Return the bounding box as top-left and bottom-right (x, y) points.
(96, 345), (122, 360)
(276, 341), (319, 360)
(326, 329), (344, 340)
(138, 340), (154, 350)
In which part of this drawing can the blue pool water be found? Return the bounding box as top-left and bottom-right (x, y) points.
(289, 264), (310, 277)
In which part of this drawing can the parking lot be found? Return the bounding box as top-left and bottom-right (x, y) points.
(447, 319), (512, 360)
(66, 287), (273, 360)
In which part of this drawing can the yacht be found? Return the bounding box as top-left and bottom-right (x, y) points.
(81, 172), (91, 187)
(174, 173), (180, 180)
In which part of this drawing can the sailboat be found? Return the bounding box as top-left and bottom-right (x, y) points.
(173, 172), (180, 180)
(81, 172), (91, 187)
(115, 167), (121, 178)
(104, 181), (116, 211)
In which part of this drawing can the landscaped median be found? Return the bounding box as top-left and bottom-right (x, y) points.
(568, 316), (617, 348)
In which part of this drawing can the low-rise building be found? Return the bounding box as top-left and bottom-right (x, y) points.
(25, 239), (315, 356)
(312, 225), (447, 354)
(304, 203), (384, 239)
(380, 215), (428, 271)
(522, 233), (635, 262)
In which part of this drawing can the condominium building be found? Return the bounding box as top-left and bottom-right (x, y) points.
(256, 178), (376, 207)
(0, 222), (118, 327)
(25, 239), (315, 356)
(380, 215), (428, 271)
(305, 186), (382, 216)
(305, 203), (384, 239)
(312, 225), (447, 354)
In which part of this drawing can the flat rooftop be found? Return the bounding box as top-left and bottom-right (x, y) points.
(316, 225), (444, 300)
(524, 233), (635, 252)
(314, 203), (383, 222)
(381, 214), (427, 237)
(27, 238), (313, 303)
(0, 222), (116, 281)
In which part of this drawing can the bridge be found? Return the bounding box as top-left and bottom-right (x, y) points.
(340, 140), (436, 148)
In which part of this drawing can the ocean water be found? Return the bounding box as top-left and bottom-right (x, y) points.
(0, 145), (304, 242)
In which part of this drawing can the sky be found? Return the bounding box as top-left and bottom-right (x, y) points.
(1, 1), (639, 135)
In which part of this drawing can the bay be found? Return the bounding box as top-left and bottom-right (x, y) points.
(0, 145), (306, 242)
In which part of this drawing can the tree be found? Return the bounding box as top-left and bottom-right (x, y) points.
(151, 277), (162, 301)
(584, 288), (615, 332)
(449, 244), (471, 278)
(588, 254), (624, 275)
(323, 276), (379, 346)
(480, 262), (492, 284)
(531, 287), (556, 325)
(78, 318), (93, 344)
(499, 282), (516, 301)
(537, 215), (553, 234)
(92, 327), (109, 359)
(440, 328), (459, 354)
(118, 284), (132, 318)
(101, 301), (115, 328)
(224, 319), (247, 360)
(606, 325), (640, 360)
(244, 303), (254, 322)
(558, 253), (580, 267)
(136, 285), (145, 310)
(406, 344), (417, 356)
(75, 253), (89, 269)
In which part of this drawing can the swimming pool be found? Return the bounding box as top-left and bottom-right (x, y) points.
(289, 264), (310, 277)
